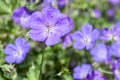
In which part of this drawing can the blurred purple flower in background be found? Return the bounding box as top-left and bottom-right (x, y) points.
(29, 7), (73, 46)
(4, 38), (30, 64)
(13, 7), (31, 28)
(90, 43), (109, 62)
(72, 24), (100, 50)
(73, 64), (91, 80)
(42, 0), (54, 8)
(62, 34), (72, 48)
(92, 9), (101, 19)
(106, 9), (115, 17)
(86, 70), (107, 80)
(108, 0), (120, 5)
(58, 0), (66, 7)
(110, 42), (120, 58)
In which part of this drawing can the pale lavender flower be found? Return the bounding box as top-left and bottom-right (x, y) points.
(90, 43), (109, 62)
(101, 25), (120, 42)
(106, 9), (115, 17)
(13, 7), (31, 28)
(29, 7), (73, 46)
(73, 24), (100, 50)
(73, 64), (91, 80)
(4, 38), (30, 64)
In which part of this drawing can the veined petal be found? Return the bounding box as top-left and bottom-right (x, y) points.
(30, 11), (45, 29)
(29, 29), (48, 41)
(81, 24), (93, 34)
(45, 33), (61, 46)
(73, 41), (85, 50)
(72, 31), (84, 41)
(54, 17), (73, 36)
(42, 7), (60, 21)
(92, 28), (100, 40)
(15, 38), (26, 47)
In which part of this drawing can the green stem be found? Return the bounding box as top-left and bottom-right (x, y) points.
(38, 43), (46, 80)
(39, 49), (45, 80)
(99, 68), (113, 75)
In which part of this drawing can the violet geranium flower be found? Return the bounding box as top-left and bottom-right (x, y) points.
(73, 64), (91, 80)
(90, 43), (109, 62)
(101, 25), (120, 42)
(29, 7), (73, 46)
(72, 24), (100, 50)
(4, 38), (30, 64)
(13, 7), (31, 28)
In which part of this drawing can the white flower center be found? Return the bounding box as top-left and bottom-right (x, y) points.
(84, 36), (91, 44)
(115, 69), (120, 76)
(14, 49), (23, 58)
(44, 25), (55, 33)
(80, 71), (88, 79)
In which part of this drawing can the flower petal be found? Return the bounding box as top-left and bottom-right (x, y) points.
(45, 33), (61, 46)
(81, 24), (93, 34)
(29, 29), (48, 41)
(72, 31), (84, 41)
(42, 7), (60, 21)
(73, 41), (85, 50)
(5, 55), (17, 64)
(86, 41), (95, 50)
(4, 44), (17, 55)
(30, 11), (45, 29)
(92, 28), (100, 40)
(55, 17), (73, 36)
(15, 38), (26, 47)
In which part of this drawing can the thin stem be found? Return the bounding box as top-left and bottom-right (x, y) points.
(99, 68), (113, 75)
(39, 49), (45, 80)
(38, 43), (46, 80)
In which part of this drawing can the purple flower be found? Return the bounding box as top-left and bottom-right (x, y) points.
(73, 64), (91, 80)
(92, 9), (101, 19)
(4, 38), (30, 64)
(108, 0), (120, 5)
(112, 60), (120, 80)
(62, 34), (72, 48)
(86, 70), (107, 80)
(90, 43), (109, 62)
(106, 9), (115, 17)
(29, 7), (73, 46)
(110, 42), (120, 58)
(72, 24), (100, 50)
(42, 0), (54, 8)
(101, 25), (120, 42)
(13, 7), (31, 28)
(58, 0), (66, 7)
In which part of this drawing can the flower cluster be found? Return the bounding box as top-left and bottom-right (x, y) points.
(72, 22), (120, 80)
(4, 1), (73, 64)
(73, 64), (107, 80)
(3, 0), (120, 80)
